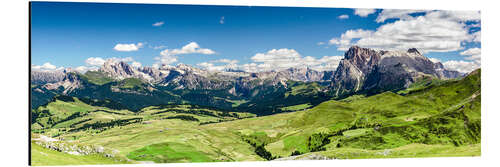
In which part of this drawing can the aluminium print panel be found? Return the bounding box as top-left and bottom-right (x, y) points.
(30, 1), (481, 166)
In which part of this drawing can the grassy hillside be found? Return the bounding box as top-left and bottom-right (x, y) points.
(31, 69), (481, 165)
(31, 142), (128, 166)
(81, 71), (115, 85)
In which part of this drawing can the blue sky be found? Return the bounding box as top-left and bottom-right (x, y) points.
(31, 2), (481, 73)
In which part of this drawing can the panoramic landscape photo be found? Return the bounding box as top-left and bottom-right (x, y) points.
(30, 2), (481, 166)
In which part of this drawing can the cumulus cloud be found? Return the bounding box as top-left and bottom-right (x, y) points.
(108, 57), (134, 63)
(113, 42), (144, 52)
(328, 10), (481, 53)
(195, 49), (342, 72)
(152, 45), (167, 50)
(85, 57), (106, 66)
(328, 29), (373, 50)
(354, 8), (376, 17)
(154, 55), (178, 67)
(211, 59), (239, 64)
(376, 9), (427, 23)
(197, 62), (228, 71)
(80, 57), (141, 72)
(242, 48), (342, 72)
(460, 47), (481, 62)
(197, 59), (239, 71)
(338, 14), (349, 19)
(472, 31), (481, 42)
(426, 10), (480, 22)
(442, 60), (480, 73)
(153, 42), (215, 67)
(430, 47), (481, 73)
(74, 66), (98, 73)
(239, 63), (259, 73)
(160, 42), (215, 56)
(152, 21), (164, 27)
(130, 61), (142, 68)
(32, 62), (61, 71)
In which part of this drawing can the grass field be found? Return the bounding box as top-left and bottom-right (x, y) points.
(31, 142), (129, 166)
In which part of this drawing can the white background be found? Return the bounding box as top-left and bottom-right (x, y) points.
(0, 0), (498, 166)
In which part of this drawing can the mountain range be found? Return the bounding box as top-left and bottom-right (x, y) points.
(31, 46), (464, 115)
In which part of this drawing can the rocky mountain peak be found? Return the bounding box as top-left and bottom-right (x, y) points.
(345, 46), (380, 60)
(98, 60), (142, 80)
(407, 48), (420, 54)
(176, 63), (194, 71)
(31, 70), (65, 85)
(42, 72), (83, 94)
(331, 46), (462, 97)
(343, 46), (381, 75)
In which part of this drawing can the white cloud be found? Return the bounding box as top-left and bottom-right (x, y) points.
(197, 62), (226, 71)
(154, 54), (178, 67)
(242, 48), (342, 72)
(89, 57), (134, 65)
(460, 48), (481, 56)
(328, 10), (481, 53)
(74, 66), (98, 73)
(328, 29), (373, 50)
(309, 56), (343, 72)
(442, 60), (480, 73)
(152, 21), (164, 27)
(197, 59), (239, 71)
(113, 42), (144, 52)
(220, 16), (225, 24)
(195, 49), (342, 72)
(154, 42), (215, 67)
(317, 42), (325, 46)
(469, 23), (481, 28)
(85, 57), (106, 66)
(211, 59), (239, 64)
(460, 47), (481, 62)
(160, 42), (215, 56)
(354, 8), (376, 17)
(32, 62), (60, 71)
(376, 9), (427, 23)
(153, 45), (167, 50)
(338, 14), (349, 19)
(426, 10), (480, 22)
(130, 61), (142, 68)
(429, 58), (441, 63)
(472, 31), (481, 42)
(109, 57), (134, 63)
(239, 63), (259, 72)
(82, 57), (139, 72)
(437, 47), (481, 73)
